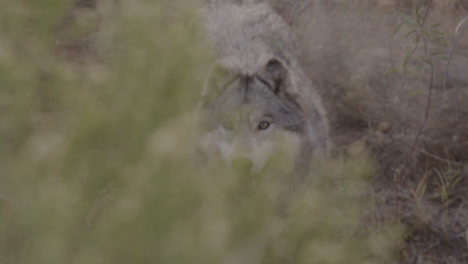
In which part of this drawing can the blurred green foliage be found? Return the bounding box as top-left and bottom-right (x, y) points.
(0, 1), (400, 263)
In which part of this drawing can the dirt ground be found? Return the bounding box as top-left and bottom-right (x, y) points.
(271, 1), (467, 263)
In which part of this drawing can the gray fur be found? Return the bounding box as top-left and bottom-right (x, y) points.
(200, 1), (328, 176)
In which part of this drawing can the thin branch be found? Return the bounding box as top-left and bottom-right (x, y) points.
(394, 0), (434, 225)
(444, 16), (468, 91)
(411, 51), (434, 153)
(287, 0), (313, 25)
(409, 0), (433, 154)
(416, 147), (463, 166)
(443, 16), (468, 120)
(295, 0), (313, 19)
(455, 16), (468, 35)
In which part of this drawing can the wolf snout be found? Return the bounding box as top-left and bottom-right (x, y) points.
(231, 157), (254, 175)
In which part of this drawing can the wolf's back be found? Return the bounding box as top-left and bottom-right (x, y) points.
(204, 1), (298, 73)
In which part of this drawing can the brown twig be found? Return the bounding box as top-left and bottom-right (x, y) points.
(443, 16), (468, 120)
(416, 148), (463, 166)
(394, 0), (434, 228)
(295, 0), (313, 20)
(411, 60), (434, 153)
(409, 0), (434, 154)
(284, 0), (313, 26)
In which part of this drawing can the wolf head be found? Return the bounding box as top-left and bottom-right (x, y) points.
(199, 58), (306, 175)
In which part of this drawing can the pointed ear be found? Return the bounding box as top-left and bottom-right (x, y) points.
(262, 58), (292, 95)
(202, 64), (235, 103)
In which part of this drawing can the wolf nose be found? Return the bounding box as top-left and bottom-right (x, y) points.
(231, 157), (253, 175)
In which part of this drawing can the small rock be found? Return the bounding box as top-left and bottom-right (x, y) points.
(377, 122), (392, 134)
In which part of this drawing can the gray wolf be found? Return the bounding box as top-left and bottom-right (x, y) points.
(199, 0), (328, 177)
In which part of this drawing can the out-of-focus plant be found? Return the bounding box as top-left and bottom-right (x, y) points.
(0, 1), (400, 264)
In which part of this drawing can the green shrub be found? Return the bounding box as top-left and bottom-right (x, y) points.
(0, 1), (400, 263)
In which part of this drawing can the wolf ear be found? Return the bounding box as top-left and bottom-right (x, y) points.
(202, 65), (234, 102)
(262, 58), (293, 95)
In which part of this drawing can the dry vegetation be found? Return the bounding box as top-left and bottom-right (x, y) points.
(271, 0), (468, 263)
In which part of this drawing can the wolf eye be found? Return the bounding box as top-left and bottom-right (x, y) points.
(222, 121), (234, 131)
(258, 121), (270, 130)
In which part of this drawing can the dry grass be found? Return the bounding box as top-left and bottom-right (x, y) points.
(270, 0), (468, 263)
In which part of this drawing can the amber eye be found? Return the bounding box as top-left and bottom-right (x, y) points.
(222, 121), (234, 131)
(258, 121), (270, 130)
